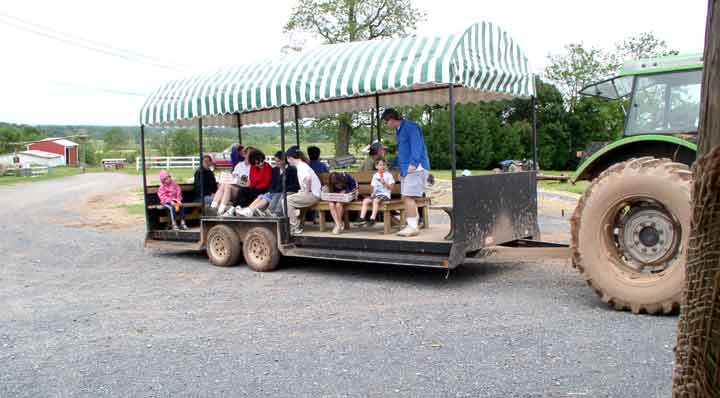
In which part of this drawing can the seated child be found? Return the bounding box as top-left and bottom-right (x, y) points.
(325, 172), (357, 235)
(157, 170), (188, 230)
(355, 159), (395, 227)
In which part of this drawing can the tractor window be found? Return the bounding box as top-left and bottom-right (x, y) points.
(625, 70), (702, 136)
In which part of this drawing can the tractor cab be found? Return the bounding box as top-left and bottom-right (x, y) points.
(581, 54), (703, 138)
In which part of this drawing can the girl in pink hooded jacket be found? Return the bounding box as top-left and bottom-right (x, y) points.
(158, 170), (187, 230)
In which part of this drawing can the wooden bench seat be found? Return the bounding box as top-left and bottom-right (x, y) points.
(147, 202), (202, 210)
(302, 171), (431, 234)
(146, 183), (203, 227)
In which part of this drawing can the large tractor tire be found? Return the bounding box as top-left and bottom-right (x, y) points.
(571, 157), (692, 314)
(242, 227), (280, 272)
(206, 224), (242, 267)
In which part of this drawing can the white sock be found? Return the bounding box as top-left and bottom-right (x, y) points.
(407, 217), (418, 229)
(218, 204), (226, 214)
(210, 201), (217, 208)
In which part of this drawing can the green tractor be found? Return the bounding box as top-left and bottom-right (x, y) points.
(571, 54), (702, 314)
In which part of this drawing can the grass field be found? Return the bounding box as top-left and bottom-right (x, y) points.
(0, 166), (106, 186)
(431, 169), (586, 195)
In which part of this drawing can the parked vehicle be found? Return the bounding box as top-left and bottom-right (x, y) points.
(499, 159), (536, 173)
(209, 151), (233, 169)
(572, 54), (701, 314)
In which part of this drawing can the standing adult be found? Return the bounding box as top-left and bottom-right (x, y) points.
(381, 108), (430, 237)
(194, 155), (218, 206)
(285, 147), (322, 234)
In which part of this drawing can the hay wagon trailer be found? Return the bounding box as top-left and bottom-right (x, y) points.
(139, 22), (565, 271)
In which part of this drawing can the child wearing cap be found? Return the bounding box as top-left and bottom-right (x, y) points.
(157, 170), (188, 230)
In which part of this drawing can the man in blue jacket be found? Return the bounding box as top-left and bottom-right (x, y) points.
(381, 108), (430, 237)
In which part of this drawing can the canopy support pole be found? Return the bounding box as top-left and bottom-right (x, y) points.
(280, 107), (288, 220)
(531, 96), (538, 171)
(140, 124), (150, 231)
(236, 113), (242, 145)
(449, 84), (457, 179)
(198, 117), (204, 215)
(375, 94), (381, 143)
(294, 105), (300, 148)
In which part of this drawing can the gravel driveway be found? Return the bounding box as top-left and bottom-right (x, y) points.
(0, 173), (677, 397)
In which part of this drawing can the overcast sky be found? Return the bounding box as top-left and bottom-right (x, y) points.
(0, 0), (708, 126)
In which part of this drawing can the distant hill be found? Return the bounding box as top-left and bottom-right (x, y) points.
(33, 124), (283, 141)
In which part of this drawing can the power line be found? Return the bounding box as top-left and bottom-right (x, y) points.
(0, 11), (188, 72)
(51, 81), (148, 97)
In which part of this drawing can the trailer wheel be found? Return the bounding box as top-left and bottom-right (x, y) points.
(243, 227), (280, 272)
(206, 224), (241, 267)
(571, 157), (692, 314)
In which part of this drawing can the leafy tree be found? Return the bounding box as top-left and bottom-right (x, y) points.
(611, 32), (679, 70)
(150, 132), (173, 157)
(83, 140), (99, 165)
(285, 0), (425, 156)
(170, 129), (199, 156)
(0, 123), (46, 153)
(544, 44), (614, 112)
(103, 127), (129, 150)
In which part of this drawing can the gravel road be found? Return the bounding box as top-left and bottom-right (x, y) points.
(0, 173), (677, 397)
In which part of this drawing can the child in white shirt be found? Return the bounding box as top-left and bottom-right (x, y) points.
(356, 159), (395, 227)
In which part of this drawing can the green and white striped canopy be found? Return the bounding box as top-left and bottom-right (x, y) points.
(140, 22), (534, 127)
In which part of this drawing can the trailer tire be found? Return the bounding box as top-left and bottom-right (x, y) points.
(571, 157), (691, 314)
(206, 224), (241, 267)
(243, 227), (280, 272)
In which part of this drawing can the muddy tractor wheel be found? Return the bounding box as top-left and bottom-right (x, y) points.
(242, 227), (280, 272)
(206, 224), (242, 267)
(571, 157), (692, 314)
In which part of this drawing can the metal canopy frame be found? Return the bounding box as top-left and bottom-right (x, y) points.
(138, 73), (539, 250)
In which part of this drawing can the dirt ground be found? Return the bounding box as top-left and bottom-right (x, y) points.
(61, 188), (143, 231)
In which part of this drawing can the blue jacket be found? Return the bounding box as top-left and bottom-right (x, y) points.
(396, 119), (430, 176)
(310, 159), (330, 175)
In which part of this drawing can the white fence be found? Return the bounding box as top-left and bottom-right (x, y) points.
(1, 165), (49, 177)
(136, 156), (200, 171)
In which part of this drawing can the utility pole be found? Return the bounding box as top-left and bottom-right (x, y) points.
(672, 1), (720, 396)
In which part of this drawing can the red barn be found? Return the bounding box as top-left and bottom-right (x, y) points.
(27, 138), (79, 166)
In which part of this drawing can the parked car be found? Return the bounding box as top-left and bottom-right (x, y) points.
(209, 151), (232, 169)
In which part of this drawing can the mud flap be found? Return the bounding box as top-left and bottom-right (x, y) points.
(449, 172), (539, 267)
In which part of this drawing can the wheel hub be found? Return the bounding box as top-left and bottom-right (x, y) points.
(619, 207), (678, 269)
(211, 236), (228, 258)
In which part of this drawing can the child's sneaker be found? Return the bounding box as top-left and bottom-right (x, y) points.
(179, 222), (188, 230)
(353, 219), (367, 227)
(291, 225), (304, 235)
(171, 224), (180, 231)
(366, 218), (376, 227)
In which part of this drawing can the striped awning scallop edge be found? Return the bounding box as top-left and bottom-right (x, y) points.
(140, 21), (534, 127)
